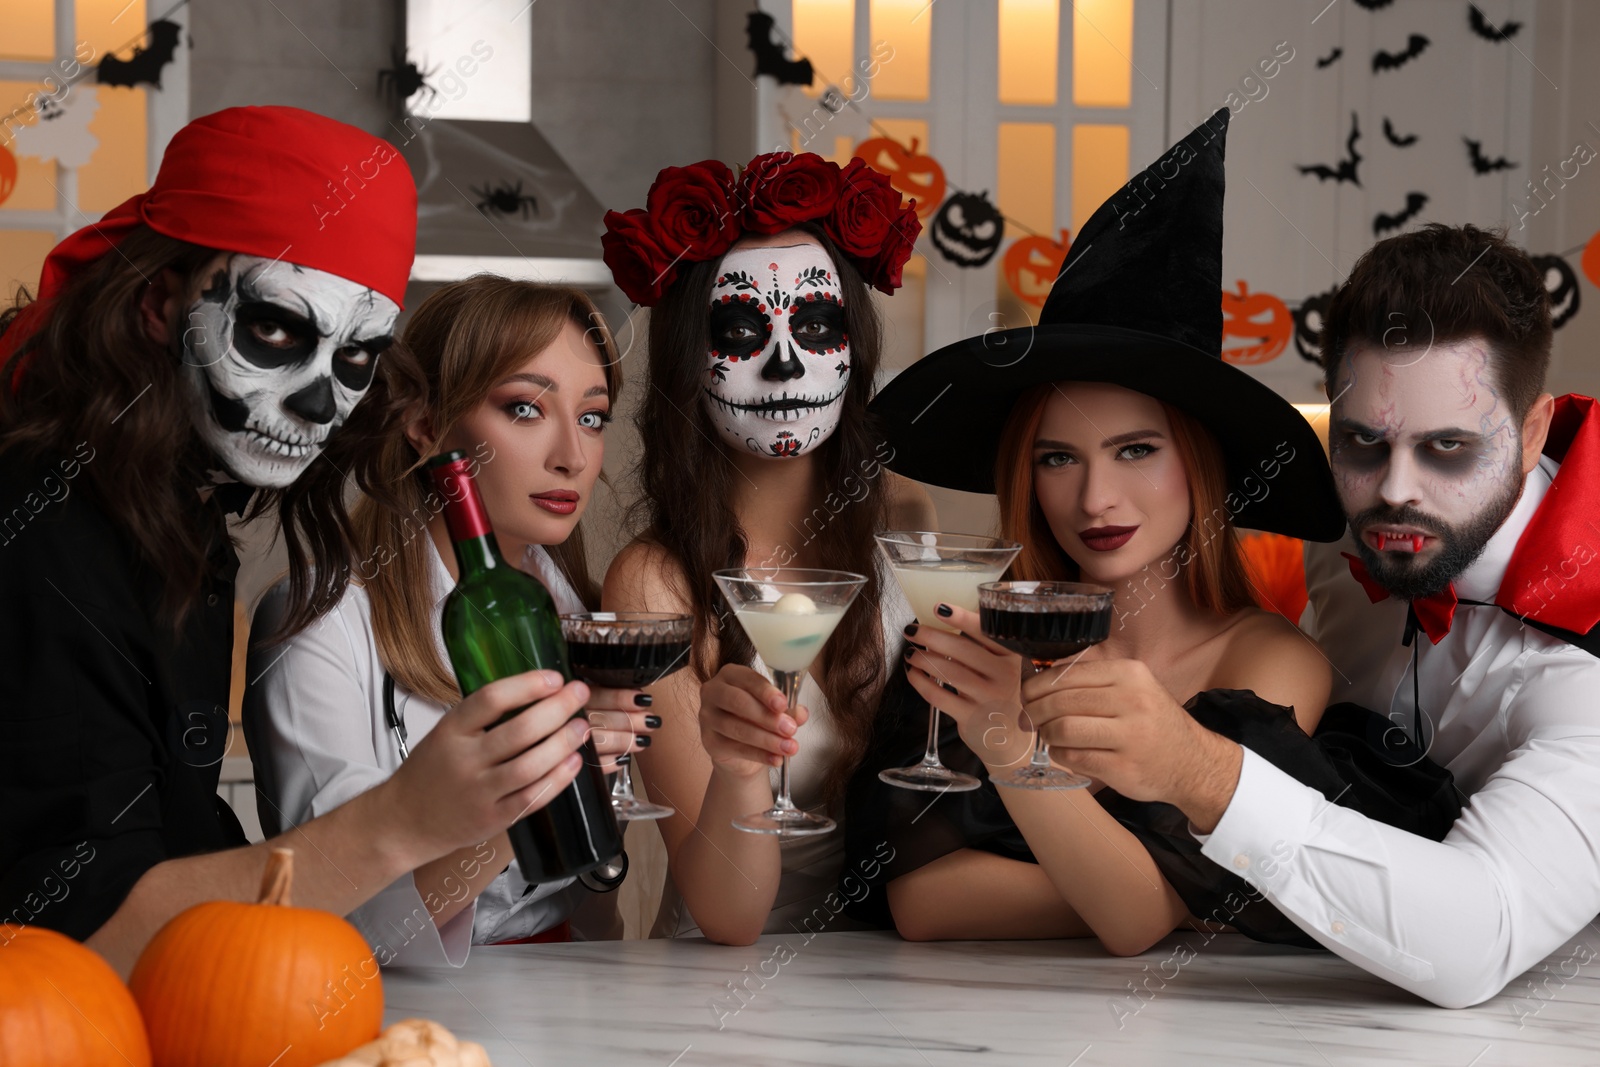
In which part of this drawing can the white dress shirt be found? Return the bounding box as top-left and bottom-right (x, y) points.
(244, 542), (589, 967)
(1196, 456), (1600, 1007)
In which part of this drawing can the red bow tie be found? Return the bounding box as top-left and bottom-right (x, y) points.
(1342, 552), (1458, 644)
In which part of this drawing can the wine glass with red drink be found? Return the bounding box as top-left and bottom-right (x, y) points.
(978, 581), (1114, 790)
(560, 612), (692, 821)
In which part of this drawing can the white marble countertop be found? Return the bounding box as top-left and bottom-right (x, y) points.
(380, 930), (1600, 1065)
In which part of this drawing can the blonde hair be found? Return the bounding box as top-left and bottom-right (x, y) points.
(351, 276), (622, 705)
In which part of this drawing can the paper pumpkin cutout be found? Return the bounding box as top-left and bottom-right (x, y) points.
(0, 143), (15, 206)
(854, 137), (946, 221)
(1582, 231), (1600, 291)
(930, 191), (1004, 268)
(1002, 229), (1071, 307)
(1292, 287), (1336, 364)
(1220, 280), (1292, 365)
(1532, 254), (1581, 329)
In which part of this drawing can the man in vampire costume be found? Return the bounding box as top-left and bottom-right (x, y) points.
(0, 106), (594, 976)
(1014, 222), (1599, 1008)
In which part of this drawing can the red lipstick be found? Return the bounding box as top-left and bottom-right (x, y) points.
(1079, 525), (1138, 552)
(531, 489), (579, 516)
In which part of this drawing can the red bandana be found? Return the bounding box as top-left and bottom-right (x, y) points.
(1343, 394), (1600, 643)
(2, 106), (417, 384)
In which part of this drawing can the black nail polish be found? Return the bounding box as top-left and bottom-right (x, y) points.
(904, 622), (919, 637)
(940, 681), (959, 695)
(644, 714), (662, 730)
(903, 646), (915, 659)
(936, 603), (953, 618)
(634, 692), (654, 708)
(635, 735), (653, 748)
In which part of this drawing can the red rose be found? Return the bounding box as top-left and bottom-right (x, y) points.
(824, 157), (904, 260)
(738, 151), (842, 234)
(646, 160), (740, 263)
(864, 201), (921, 295)
(601, 208), (677, 306)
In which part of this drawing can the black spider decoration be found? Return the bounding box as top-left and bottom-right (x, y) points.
(378, 47), (439, 107)
(473, 180), (540, 221)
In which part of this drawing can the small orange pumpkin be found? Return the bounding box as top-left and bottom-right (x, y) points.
(1220, 280), (1292, 365)
(853, 136), (946, 220)
(130, 848), (383, 1067)
(1002, 229), (1071, 307)
(0, 923), (152, 1067)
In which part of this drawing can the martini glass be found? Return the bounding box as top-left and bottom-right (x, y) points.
(712, 567), (867, 837)
(979, 581), (1114, 790)
(875, 531), (1021, 791)
(560, 612), (693, 822)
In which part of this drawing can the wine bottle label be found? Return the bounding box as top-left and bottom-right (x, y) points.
(429, 454), (492, 542)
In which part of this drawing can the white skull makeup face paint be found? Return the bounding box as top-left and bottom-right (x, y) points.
(179, 255), (398, 488)
(704, 241), (850, 458)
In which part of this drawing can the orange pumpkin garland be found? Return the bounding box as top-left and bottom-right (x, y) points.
(1002, 229), (1072, 307)
(0, 924), (153, 1067)
(1219, 280), (1292, 365)
(853, 136), (946, 220)
(129, 848), (383, 1067)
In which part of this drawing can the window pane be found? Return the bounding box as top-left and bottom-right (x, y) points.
(1071, 123), (1128, 232)
(79, 85), (147, 212)
(3, 0), (56, 61)
(0, 82), (62, 213)
(0, 231), (61, 301)
(998, 122), (1054, 239)
(78, 0), (145, 63)
(870, 0), (931, 102)
(1072, 0), (1132, 108)
(792, 0), (855, 98)
(998, 0), (1058, 107)
(406, 0), (531, 122)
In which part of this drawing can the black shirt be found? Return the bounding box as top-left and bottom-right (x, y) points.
(0, 450), (248, 939)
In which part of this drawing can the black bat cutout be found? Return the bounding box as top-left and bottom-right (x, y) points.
(1297, 111), (1362, 187)
(1373, 34), (1430, 72)
(1374, 192), (1428, 237)
(1352, 0), (1395, 8)
(1468, 5), (1522, 41)
(1316, 47), (1343, 69)
(1465, 137), (1518, 173)
(746, 11), (814, 87)
(1383, 118), (1418, 147)
(1531, 254), (1580, 329)
(96, 19), (182, 89)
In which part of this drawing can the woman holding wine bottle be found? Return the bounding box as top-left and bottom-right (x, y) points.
(246, 276), (652, 964)
(599, 152), (932, 943)
(845, 110), (1391, 954)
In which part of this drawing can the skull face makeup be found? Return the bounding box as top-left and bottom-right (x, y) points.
(704, 241), (850, 458)
(179, 255), (398, 488)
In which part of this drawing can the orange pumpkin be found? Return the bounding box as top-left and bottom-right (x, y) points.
(1239, 531), (1308, 622)
(853, 136), (946, 220)
(0, 924), (152, 1067)
(1002, 229), (1071, 307)
(1219, 280), (1292, 365)
(130, 849), (382, 1067)
(1582, 229), (1600, 291)
(0, 143), (16, 207)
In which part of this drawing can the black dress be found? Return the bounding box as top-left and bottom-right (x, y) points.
(841, 640), (1461, 948)
(0, 452), (248, 939)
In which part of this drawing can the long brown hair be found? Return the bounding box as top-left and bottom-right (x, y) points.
(995, 382), (1256, 617)
(632, 226), (890, 809)
(0, 226), (421, 630)
(351, 276), (622, 706)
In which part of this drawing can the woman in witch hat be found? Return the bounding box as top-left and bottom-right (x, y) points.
(840, 109), (1449, 954)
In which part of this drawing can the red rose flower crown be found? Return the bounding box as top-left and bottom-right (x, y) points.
(601, 151), (922, 307)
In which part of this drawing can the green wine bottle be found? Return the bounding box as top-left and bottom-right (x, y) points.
(427, 450), (622, 883)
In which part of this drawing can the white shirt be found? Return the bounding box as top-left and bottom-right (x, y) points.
(243, 542), (589, 967)
(1195, 456), (1600, 1007)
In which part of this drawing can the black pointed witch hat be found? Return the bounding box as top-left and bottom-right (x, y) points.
(868, 108), (1344, 542)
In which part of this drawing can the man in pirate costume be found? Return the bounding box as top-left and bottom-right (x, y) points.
(1016, 220), (1600, 1006)
(0, 107), (595, 976)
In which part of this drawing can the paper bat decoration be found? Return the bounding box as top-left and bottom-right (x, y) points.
(746, 11), (814, 87)
(1465, 137), (1518, 174)
(1297, 112), (1362, 187)
(1468, 5), (1522, 42)
(11, 87), (100, 168)
(1374, 192), (1428, 237)
(1352, 0), (1394, 8)
(96, 19), (182, 89)
(1373, 34), (1430, 72)
(1316, 47), (1343, 69)
(1383, 118), (1418, 147)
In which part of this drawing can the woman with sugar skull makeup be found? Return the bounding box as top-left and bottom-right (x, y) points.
(0, 107), (598, 977)
(600, 152), (932, 943)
